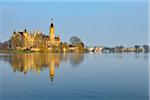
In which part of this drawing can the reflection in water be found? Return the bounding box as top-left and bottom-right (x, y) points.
(0, 53), (84, 81)
(1, 53), (149, 100)
(69, 53), (84, 67)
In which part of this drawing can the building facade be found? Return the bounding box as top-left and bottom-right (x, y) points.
(11, 20), (61, 51)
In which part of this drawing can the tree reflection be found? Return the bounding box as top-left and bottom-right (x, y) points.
(0, 53), (84, 81)
(69, 53), (84, 67)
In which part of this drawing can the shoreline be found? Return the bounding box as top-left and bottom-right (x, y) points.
(0, 50), (149, 54)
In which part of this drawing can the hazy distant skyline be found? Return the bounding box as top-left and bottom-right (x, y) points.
(0, 1), (148, 46)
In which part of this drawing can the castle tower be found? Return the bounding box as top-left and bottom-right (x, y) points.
(50, 18), (55, 46)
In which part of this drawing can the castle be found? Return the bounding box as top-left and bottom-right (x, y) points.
(11, 19), (61, 51)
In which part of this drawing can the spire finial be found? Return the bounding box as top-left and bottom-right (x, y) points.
(51, 18), (53, 22)
(13, 29), (16, 34)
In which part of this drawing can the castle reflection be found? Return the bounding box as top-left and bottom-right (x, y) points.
(0, 53), (84, 81)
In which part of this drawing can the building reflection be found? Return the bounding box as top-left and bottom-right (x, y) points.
(0, 53), (84, 81)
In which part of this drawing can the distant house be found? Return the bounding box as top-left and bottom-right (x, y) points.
(94, 46), (103, 53)
(87, 46), (94, 52)
(102, 47), (113, 53)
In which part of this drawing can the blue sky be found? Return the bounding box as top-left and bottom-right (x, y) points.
(0, 1), (148, 46)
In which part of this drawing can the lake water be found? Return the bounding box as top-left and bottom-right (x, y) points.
(0, 53), (149, 100)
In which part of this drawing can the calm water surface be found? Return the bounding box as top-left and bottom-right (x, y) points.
(0, 53), (149, 100)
